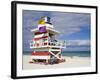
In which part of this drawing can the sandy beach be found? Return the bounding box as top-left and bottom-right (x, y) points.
(23, 55), (91, 70)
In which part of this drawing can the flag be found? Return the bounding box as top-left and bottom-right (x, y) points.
(38, 19), (45, 24)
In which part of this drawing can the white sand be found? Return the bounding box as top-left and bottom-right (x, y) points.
(23, 55), (91, 70)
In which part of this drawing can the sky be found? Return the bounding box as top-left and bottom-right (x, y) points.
(22, 10), (91, 52)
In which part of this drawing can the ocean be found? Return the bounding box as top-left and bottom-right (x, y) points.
(23, 51), (90, 57)
(62, 51), (90, 57)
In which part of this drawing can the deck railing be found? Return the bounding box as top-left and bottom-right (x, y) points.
(29, 40), (66, 48)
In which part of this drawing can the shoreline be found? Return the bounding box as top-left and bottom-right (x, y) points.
(23, 55), (91, 70)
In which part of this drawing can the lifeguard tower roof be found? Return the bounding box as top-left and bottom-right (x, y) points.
(31, 28), (60, 35)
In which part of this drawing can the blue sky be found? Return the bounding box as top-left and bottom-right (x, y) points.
(22, 10), (91, 51)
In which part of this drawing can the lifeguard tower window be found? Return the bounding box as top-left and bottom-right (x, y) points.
(49, 33), (57, 42)
(49, 33), (53, 37)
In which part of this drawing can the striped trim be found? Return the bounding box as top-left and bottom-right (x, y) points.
(32, 52), (50, 56)
(31, 56), (50, 59)
(34, 36), (48, 40)
(34, 34), (44, 38)
(35, 32), (47, 35)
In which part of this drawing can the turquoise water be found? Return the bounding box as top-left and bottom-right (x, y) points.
(23, 51), (90, 57)
(62, 51), (90, 57)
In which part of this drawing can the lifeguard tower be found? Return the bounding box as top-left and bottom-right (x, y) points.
(29, 16), (66, 64)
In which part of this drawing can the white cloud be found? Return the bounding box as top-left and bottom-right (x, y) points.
(65, 40), (90, 46)
(63, 40), (90, 51)
(50, 12), (90, 35)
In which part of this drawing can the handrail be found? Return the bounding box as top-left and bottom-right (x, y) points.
(30, 40), (66, 48)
